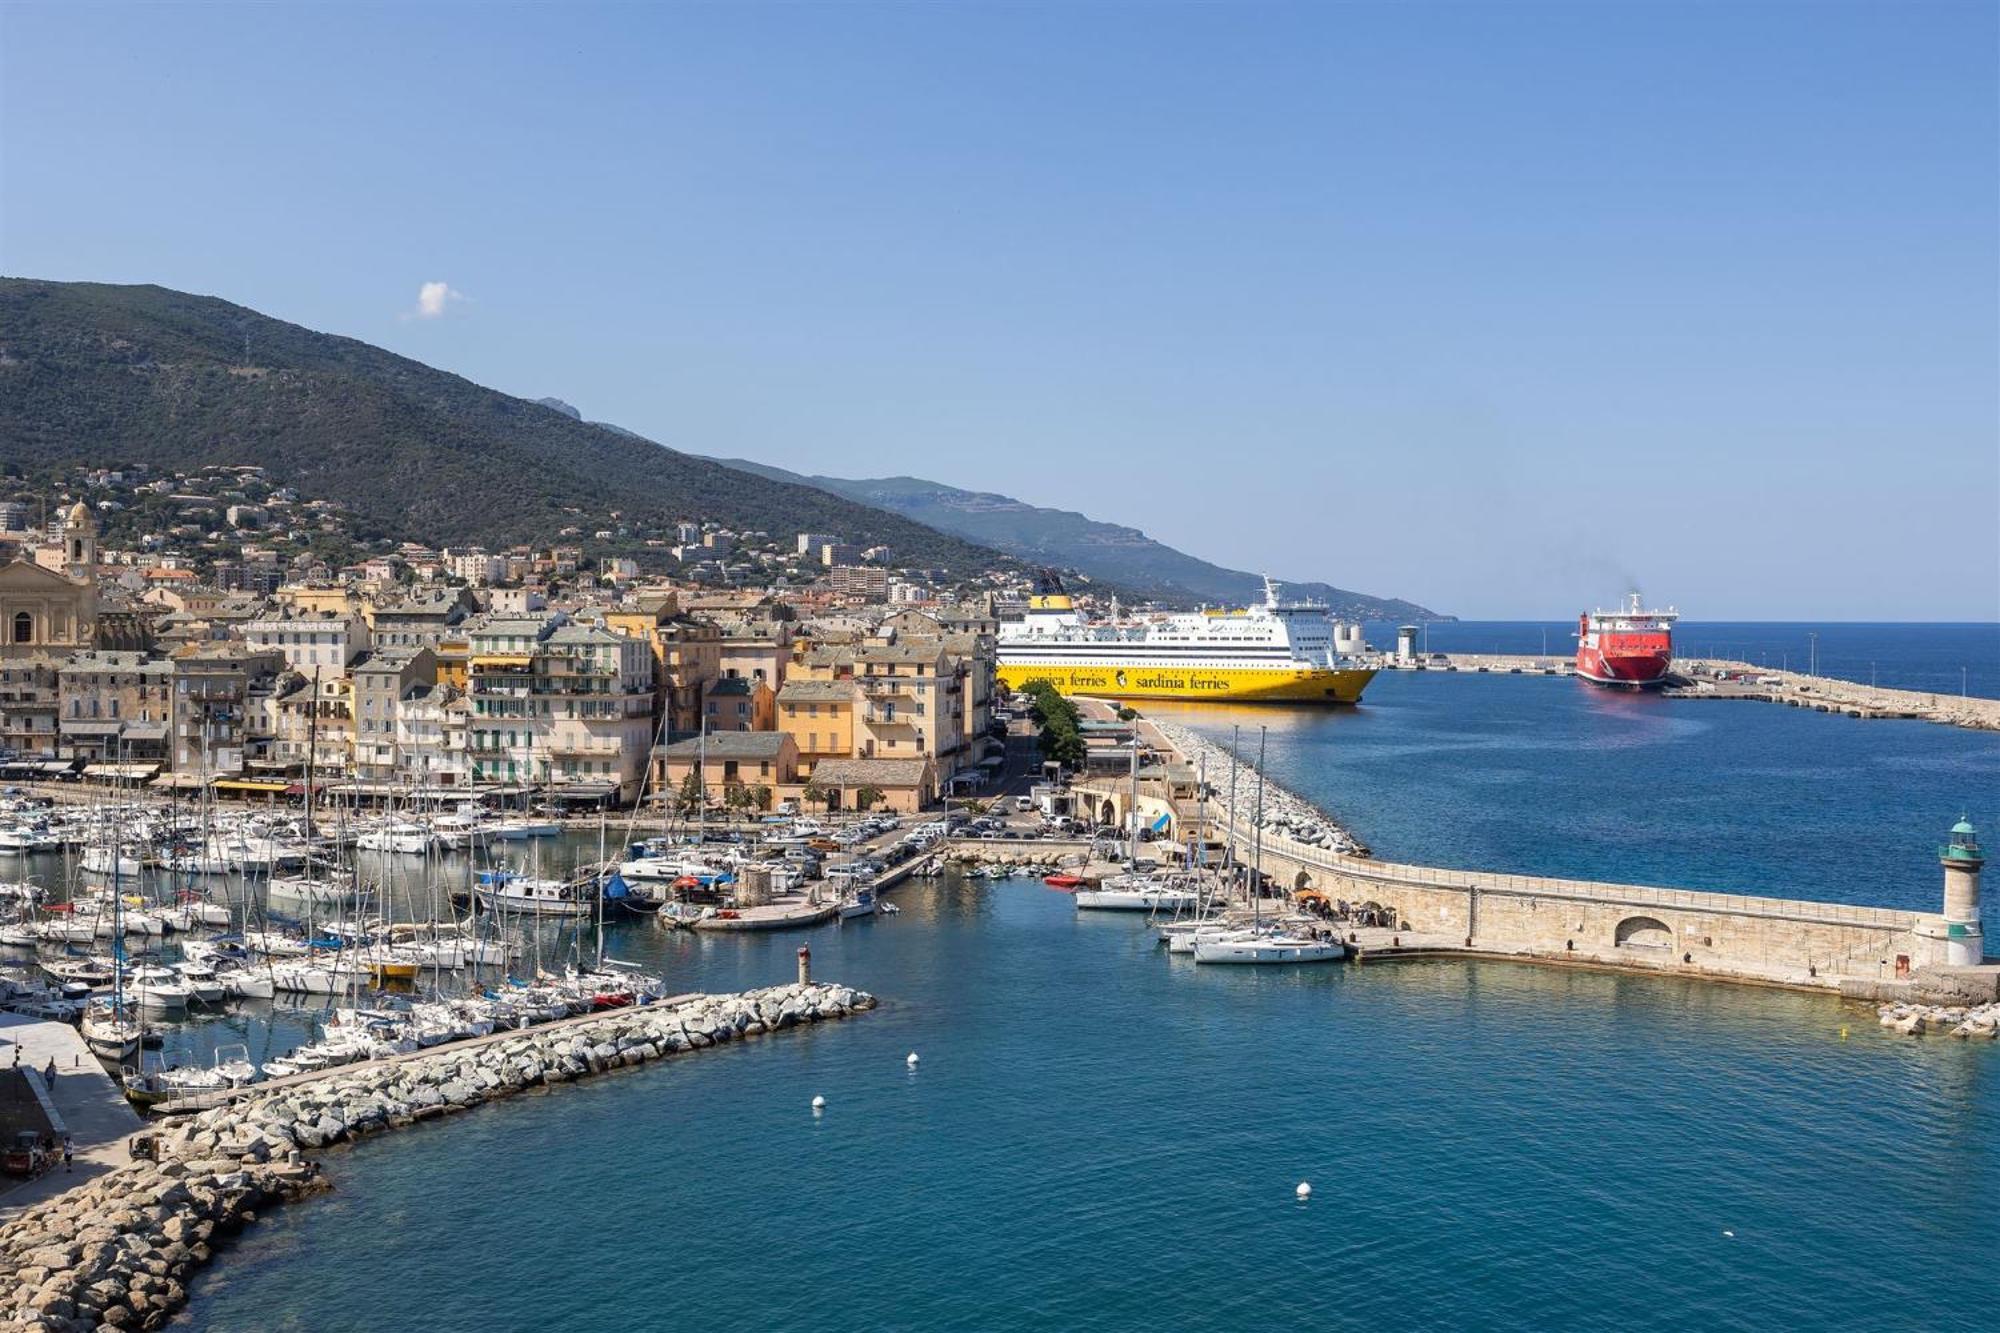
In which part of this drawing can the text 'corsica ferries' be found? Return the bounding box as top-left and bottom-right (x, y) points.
(997, 576), (1378, 704)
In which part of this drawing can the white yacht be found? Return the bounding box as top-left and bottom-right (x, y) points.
(1074, 875), (1202, 913)
(1193, 931), (1346, 965)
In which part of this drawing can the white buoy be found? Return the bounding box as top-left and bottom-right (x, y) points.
(906, 1052), (920, 1068)
(1296, 1182), (1312, 1201)
(1722, 1230), (1734, 1238)
(811, 1095), (826, 1111)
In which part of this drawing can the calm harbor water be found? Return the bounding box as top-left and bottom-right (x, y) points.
(178, 665), (2000, 1332)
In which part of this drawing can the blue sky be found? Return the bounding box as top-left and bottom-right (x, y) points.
(3, 1), (1994, 620)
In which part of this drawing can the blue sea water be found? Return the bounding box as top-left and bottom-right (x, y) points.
(180, 657), (2000, 1332)
(1364, 620), (2000, 699)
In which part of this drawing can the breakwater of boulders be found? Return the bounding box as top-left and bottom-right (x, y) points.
(1149, 721), (1365, 855)
(1876, 1001), (1999, 1038)
(0, 981), (875, 1332)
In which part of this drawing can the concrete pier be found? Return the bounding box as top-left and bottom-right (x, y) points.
(1674, 658), (2000, 732)
(0, 1015), (143, 1217)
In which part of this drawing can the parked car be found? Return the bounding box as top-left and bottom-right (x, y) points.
(3, 1131), (46, 1177)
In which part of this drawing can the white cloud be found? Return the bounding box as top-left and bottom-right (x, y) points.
(406, 281), (465, 320)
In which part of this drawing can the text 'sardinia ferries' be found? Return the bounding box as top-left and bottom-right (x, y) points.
(997, 574), (1378, 704)
(1575, 592), (1678, 689)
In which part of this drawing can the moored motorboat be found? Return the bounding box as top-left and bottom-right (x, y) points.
(1192, 930), (1346, 964)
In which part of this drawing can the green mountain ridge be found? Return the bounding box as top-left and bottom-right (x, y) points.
(706, 458), (1443, 620)
(0, 278), (1008, 575)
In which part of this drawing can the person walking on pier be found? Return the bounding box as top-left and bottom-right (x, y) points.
(43, 1058), (56, 1089)
(62, 1135), (72, 1173)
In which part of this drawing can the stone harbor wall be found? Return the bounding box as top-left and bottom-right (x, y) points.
(0, 981), (875, 1333)
(1215, 808), (1954, 991)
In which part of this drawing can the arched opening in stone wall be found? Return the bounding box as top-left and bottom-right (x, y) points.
(1614, 916), (1674, 951)
(1099, 799), (1116, 826)
(1294, 871), (1314, 891)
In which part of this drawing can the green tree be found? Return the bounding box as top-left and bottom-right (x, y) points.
(676, 770), (705, 815)
(854, 784), (885, 812)
(801, 779), (830, 815)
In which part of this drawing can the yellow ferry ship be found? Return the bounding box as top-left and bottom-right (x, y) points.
(996, 576), (1378, 704)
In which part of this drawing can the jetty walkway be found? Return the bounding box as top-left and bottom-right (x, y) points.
(1104, 705), (1997, 1005)
(1672, 658), (2000, 731)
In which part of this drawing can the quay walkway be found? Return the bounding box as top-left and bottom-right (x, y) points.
(0, 1013), (143, 1218)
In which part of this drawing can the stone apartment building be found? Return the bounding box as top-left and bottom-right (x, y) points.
(395, 683), (468, 791)
(243, 610), (370, 677)
(170, 645), (285, 777)
(268, 673), (354, 775)
(775, 679), (854, 778)
(466, 617), (655, 800)
(58, 651), (174, 765)
(605, 597), (721, 740)
(369, 588), (478, 651)
(351, 648), (439, 783)
(0, 654), (63, 758)
(701, 675), (774, 732)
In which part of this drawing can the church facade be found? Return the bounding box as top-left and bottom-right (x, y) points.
(1, 502), (99, 659)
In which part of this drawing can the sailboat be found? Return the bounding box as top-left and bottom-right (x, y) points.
(81, 817), (144, 1060)
(1193, 728), (1344, 965)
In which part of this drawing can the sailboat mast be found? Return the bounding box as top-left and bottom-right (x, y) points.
(303, 666), (320, 843)
(1226, 725), (1240, 897)
(1126, 736), (1138, 871)
(1251, 727), (1267, 930)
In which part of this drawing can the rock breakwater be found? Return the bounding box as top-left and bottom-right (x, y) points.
(0, 981), (875, 1332)
(1149, 720), (1363, 855)
(1876, 1000), (1999, 1038)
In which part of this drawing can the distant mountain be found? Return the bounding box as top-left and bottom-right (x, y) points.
(0, 279), (1011, 574)
(708, 460), (1443, 620)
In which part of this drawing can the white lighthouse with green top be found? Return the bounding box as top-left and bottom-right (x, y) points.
(1938, 817), (1984, 967)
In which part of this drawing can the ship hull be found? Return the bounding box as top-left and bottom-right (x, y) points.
(998, 661), (1376, 704)
(1575, 647), (1671, 689)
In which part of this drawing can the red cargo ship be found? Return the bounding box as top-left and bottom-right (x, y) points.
(1575, 593), (1677, 689)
